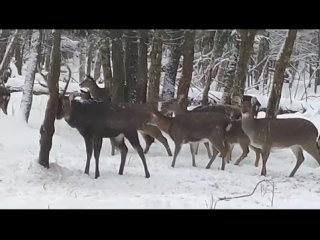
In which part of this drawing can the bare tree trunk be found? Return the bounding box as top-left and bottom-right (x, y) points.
(86, 38), (95, 76)
(0, 30), (18, 83)
(215, 60), (228, 91)
(124, 30), (138, 102)
(148, 30), (164, 108)
(231, 29), (257, 105)
(79, 39), (87, 83)
(93, 50), (102, 81)
(110, 30), (125, 103)
(19, 30), (42, 122)
(136, 30), (148, 103)
(315, 30), (320, 94)
(38, 30), (61, 168)
(44, 30), (52, 72)
(254, 30), (269, 89)
(161, 29), (183, 102)
(0, 30), (10, 63)
(266, 30), (298, 118)
(177, 30), (195, 110)
(15, 36), (23, 75)
(202, 30), (230, 105)
(100, 37), (112, 96)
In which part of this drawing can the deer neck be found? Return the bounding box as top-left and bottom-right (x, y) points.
(241, 112), (256, 135)
(154, 114), (172, 134)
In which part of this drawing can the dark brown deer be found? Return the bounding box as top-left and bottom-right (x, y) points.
(147, 110), (231, 170)
(0, 84), (10, 115)
(80, 77), (172, 157)
(161, 97), (261, 166)
(56, 93), (150, 179)
(241, 100), (320, 177)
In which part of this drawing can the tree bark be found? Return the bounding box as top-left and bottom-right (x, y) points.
(254, 30), (269, 89)
(79, 39), (87, 83)
(161, 29), (183, 102)
(0, 30), (18, 83)
(0, 30), (11, 63)
(86, 38), (95, 76)
(110, 30), (125, 103)
(314, 30), (320, 93)
(231, 29), (257, 105)
(44, 30), (52, 72)
(177, 30), (195, 110)
(124, 30), (138, 102)
(148, 30), (164, 108)
(100, 37), (112, 96)
(202, 30), (230, 105)
(136, 30), (148, 103)
(19, 30), (42, 122)
(266, 30), (298, 118)
(93, 49), (101, 81)
(14, 36), (23, 75)
(38, 30), (61, 168)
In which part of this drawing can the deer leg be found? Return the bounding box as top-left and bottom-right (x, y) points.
(204, 142), (212, 159)
(289, 146), (305, 177)
(205, 146), (219, 169)
(234, 142), (249, 166)
(172, 141), (183, 168)
(194, 143), (199, 155)
(227, 143), (235, 163)
(260, 146), (271, 176)
(211, 139), (228, 170)
(110, 138), (116, 156)
(93, 136), (103, 179)
(113, 135), (128, 176)
(303, 143), (320, 166)
(249, 145), (261, 167)
(189, 143), (197, 167)
(125, 131), (150, 178)
(140, 132), (154, 154)
(83, 134), (94, 175)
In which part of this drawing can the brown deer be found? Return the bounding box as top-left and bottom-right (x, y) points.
(0, 84), (10, 115)
(241, 100), (320, 177)
(161, 97), (261, 166)
(147, 110), (231, 170)
(80, 77), (172, 157)
(57, 93), (151, 179)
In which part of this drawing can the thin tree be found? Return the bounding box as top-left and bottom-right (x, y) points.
(230, 29), (257, 105)
(255, 30), (270, 89)
(110, 30), (125, 102)
(19, 30), (42, 122)
(0, 30), (11, 63)
(314, 30), (320, 93)
(93, 49), (101, 81)
(177, 30), (195, 110)
(148, 30), (164, 108)
(124, 30), (138, 102)
(202, 29), (230, 105)
(79, 39), (87, 83)
(136, 30), (149, 103)
(100, 37), (112, 96)
(161, 29), (183, 102)
(266, 30), (298, 118)
(38, 30), (61, 168)
(15, 35), (24, 75)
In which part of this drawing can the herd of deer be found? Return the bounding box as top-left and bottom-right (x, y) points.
(1, 75), (320, 180)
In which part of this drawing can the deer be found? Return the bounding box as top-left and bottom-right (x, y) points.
(147, 110), (231, 170)
(80, 77), (172, 157)
(56, 92), (150, 179)
(241, 100), (320, 177)
(0, 84), (10, 115)
(161, 96), (261, 167)
(242, 95), (261, 118)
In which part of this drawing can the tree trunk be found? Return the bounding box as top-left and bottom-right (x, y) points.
(14, 36), (23, 75)
(161, 29), (183, 102)
(266, 30), (298, 118)
(79, 39), (87, 83)
(231, 29), (257, 105)
(124, 30), (138, 102)
(100, 37), (112, 96)
(136, 30), (149, 103)
(86, 39), (95, 76)
(214, 60), (228, 91)
(147, 30), (164, 108)
(202, 30), (230, 105)
(19, 30), (42, 122)
(93, 49), (101, 81)
(110, 30), (125, 103)
(0, 30), (10, 63)
(254, 30), (269, 89)
(0, 30), (18, 83)
(38, 30), (61, 168)
(44, 31), (52, 72)
(177, 30), (195, 110)
(315, 30), (320, 93)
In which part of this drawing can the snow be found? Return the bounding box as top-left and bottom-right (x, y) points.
(2, 75), (320, 209)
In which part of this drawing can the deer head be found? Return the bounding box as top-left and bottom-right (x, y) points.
(0, 84), (10, 115)
(79, 75), (96, 88)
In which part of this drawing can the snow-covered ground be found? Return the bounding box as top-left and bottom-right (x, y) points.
(2, 75), (320, 209)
